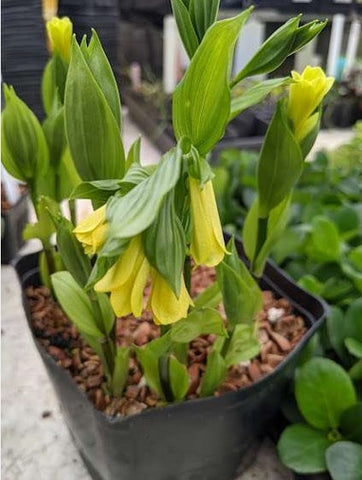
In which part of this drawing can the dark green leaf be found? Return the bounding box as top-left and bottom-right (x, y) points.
(65, 39), (125, 180)
(291, 20), (327, 55)
(143, 190), (186, 296)
(277, 424), (331, 474)
(326, 307), (349, 363)
(170, 0), (199, 59)
(112, 347), (130, 397)
(172, 8), (252, 156)
(340, 403), (362, 443)
(295, 358), (357, 430)
(42, 106), (66, 171)
(189, 0), (220, 41)
(345, 338), (362, 359)
(326, 442), (362, 480)
(200, 350), (227, 397)
(257, 101), (303, 217)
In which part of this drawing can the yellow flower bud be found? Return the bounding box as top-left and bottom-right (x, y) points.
(189, 177), (227, 267)
(288, 66), (334, 141)
(149, 271), (193, 325)
(73, 205), (107, 255)
(46, 16), (73, 62)
(95, 236), (150, 318)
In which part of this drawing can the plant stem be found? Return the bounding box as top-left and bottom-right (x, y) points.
(69, 198), (77, 225)
(184, 255), (192, 296)
(250, 216), (269, 276)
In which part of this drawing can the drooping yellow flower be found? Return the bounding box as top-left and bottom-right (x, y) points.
(73, 205), (107, 255)
(95, 236), (150, 318)
(288, 66), (334, 141)
(149, 270), (193, 325)
(46, 16), (73, 62)
(189, 177), (227, 267)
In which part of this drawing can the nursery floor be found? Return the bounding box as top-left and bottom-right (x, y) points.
(1, 118), (353, 480)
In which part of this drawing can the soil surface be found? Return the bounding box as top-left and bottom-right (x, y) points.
(27, 265), (307, 417)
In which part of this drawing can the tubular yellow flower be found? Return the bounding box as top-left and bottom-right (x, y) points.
(95, 236), (150, 318)
(288, 66), (334, 141)
(46, 16), (73, 62)
(149, 271), (193, 325)
(73, 205), (107, 255)
(189, 177), (227, 267)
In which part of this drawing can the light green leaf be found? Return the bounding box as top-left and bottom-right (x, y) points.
(297, 275), (324, 295)
(23, 196), (60, 244)
(172, 8), (252, 156)
(64, 39), (125, 181)
(96, 292), (115, 335)
(257, 101), (303, 218)
(345, 338), (362, 359)
(200, 350), (227, 397)
(277, 424), (331, 474)
(106, 145), (182, 240)
(126, 137), (141, 170)
(171, 308), (227, 343)
(135, 346), (163, 398)
(143, 190), (186, 296)
(51, 271), (103, 338)
(295, 358), (357, 430)
(225, 324), (260, 367)
(306, 216), (341, 263)
(230, 77), (290, 120)
(326, 442), (362, 480)
(169, 355), (189, 401)
(42, 105), (66, 172)
(194, 282), (222, 310)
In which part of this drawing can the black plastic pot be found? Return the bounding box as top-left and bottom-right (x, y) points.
(14, 238), (327, 480)
(1, 193), (28, 264)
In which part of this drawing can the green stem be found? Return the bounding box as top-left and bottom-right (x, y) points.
(184, 255), (192, 296)
(250, 216), (269, 276)
(69, 199), (77, 226)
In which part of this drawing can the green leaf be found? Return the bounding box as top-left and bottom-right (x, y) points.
(295, 358), (357, 430)
(193, 282), (222, 310)
(135, 345), (163, 398)
(349, 246), (362, 270)
(189, 0), (220, 41)
(96, 292), (115, 335)
(70, 179), (122, 203)
(200, 350), (227, 397)
(297, 275), (324, 295)
(172, 8), (252, 156)
(225, 324), (260, 367)
(230, 77), (290, 120)
(232, 16), (299, 84)
(49, 213), (92, 287)
(51, 271), (103, 338)
(64, 39), (125, 181)
(126, 137), (141, 170)
(306, 216), (341, 263)
(345, 338), (362, 359)
(41, 54), (68, 114)
(349, 360), (362, 381)
(326, 306), (349, 363)
(112, 347), (130, 397)
(340, 404), (362, 443)
(171, 308), (227, 343)
(217, 237), (262, 325)
(345, 299), (362, 342)
(243, 195), (291, 277)
(170, 0), (199, 59)
(84, 30), (121, 128)
(291, 20), (327, 54)
(106, 146), (182, 241)
(169, 355), (189, 401)
(277, 424), (331, 474)
(326, 442), (362, 480)
(55, 147), (81, 202)
(23, 196), (60, 244)
(2, 85), (49, 182)
(143, 190), (186, 296)
(257, 101), (303, 218)
(42, 106), (66, 172)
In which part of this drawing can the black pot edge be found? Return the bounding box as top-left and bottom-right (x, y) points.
(13, 241), (327, 427)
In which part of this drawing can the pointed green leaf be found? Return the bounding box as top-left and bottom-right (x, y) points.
(112, 347), (130, 397)
(170, 0), (199, 59)
(189, 0), (220, 41)
(173, 8), (252, 156)
(171, 308), (227, 343)
(200, 350), (227, 397)
(169, 355), (189, 401)
(224, 324), (260, 366)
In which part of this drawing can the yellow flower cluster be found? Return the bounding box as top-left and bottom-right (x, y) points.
(46, 16), (73, 62)
(288, 66), (334, 142)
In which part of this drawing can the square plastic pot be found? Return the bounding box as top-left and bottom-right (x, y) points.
(14, 237), (327, 480)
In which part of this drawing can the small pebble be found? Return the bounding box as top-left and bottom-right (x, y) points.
(267, 307), (285, 324)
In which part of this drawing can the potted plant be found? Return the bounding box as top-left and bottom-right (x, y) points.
(3, 2), (333, 479)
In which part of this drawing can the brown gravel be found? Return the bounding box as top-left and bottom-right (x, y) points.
(26, 265), (307, 417)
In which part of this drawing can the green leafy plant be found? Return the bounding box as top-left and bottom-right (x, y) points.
(278, 358), (362, 479)
(2, 3), (331, 403)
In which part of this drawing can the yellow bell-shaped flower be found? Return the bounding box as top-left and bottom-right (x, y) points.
(46, 16), (73, 62)
(95, 236), (150, 318)
(189, 177), (226, 267)
(149, 270), (193, 325)
(73, 205), (107, 255)
(288, 66), (334, 141)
